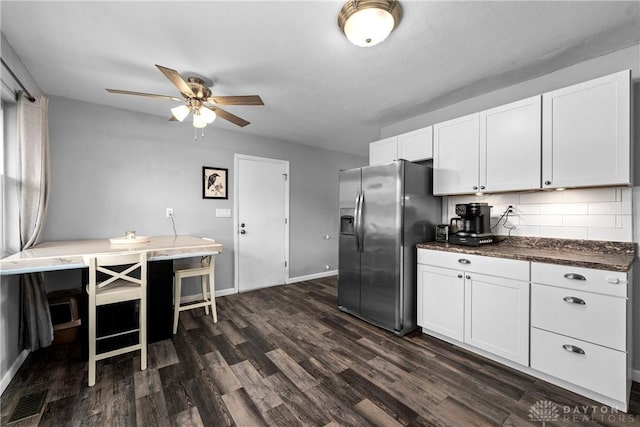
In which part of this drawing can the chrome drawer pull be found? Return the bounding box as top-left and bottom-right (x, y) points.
(563, 296), (586, 305)
(458, 258), (471, 264)
(562, 344), (585, 355)
(564, 273), (586, 281)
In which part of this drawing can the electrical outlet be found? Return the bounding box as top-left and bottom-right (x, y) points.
(166, 208), (173, 218)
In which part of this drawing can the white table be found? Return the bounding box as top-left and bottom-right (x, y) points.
(0, 235), (223, 341)
(0, 235), (223, 275)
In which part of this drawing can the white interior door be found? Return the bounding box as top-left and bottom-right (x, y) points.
(235, 155), (289, 292)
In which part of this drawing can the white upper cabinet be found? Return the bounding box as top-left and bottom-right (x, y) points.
(369, 136), (398, 165)
(397, 126), (433, 162)
(369, 126), (433, 165)
(434, 97), (542, 196)
(433, 113), (480, 195)
(542, 70), (631, 189)
(480, 96), (541, 192)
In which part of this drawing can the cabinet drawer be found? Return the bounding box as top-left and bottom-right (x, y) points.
(418, 249), (529, 281)
(531, 262), (627, 297)
(531, 328), (627, 403)
(531, 284), (626, 351)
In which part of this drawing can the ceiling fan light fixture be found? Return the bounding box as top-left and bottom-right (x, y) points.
(192, 111), (210, 128)
(199, 106), (217, 124)
(338, 0), (401, 47)
(171, 105), (190, 122)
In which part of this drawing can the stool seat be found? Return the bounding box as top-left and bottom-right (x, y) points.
(173, 253), (217, 334)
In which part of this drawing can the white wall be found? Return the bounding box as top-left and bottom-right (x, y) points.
(381, 44), (640, 139)
(43, 96), (366, 293)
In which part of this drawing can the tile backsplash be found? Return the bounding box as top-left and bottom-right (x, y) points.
(445, 187), (632, 242)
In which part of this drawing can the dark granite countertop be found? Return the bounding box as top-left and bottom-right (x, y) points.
(417, 237), (636, 272)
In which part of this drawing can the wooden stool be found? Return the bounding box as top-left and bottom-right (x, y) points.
(173, 255), (217, 334)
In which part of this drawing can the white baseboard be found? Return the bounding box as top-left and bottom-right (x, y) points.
(179, 272), (338, 302)
(286, 270), (338, 284)
(1, 349), (29, 395)
(215, 288), (237, 297)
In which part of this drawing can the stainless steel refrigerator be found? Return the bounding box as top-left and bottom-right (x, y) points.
(338, 160), (441, 336)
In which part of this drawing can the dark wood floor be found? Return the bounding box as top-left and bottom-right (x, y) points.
(2, 276), (640, 426)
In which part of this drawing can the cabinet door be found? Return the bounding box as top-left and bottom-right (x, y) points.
(480, 96), (541, 192)
(398, 126), (433, 161)
(417, 264), (464, 341)
(433, 113), (480, 195)
(369, 137), (398, 165)
(464, 272), (529, 365)
(542, 70), (631, 188)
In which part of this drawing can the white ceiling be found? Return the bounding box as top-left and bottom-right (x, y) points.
(2, 1), (639, 156)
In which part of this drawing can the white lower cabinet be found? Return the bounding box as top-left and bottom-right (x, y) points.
(464, 273), (529, 365)
(530, 328), (628, 404)
(417, 249), (529, 365)
(417, 264), (464, 341)
(417, 249), (632, 411)
(530, 262), (631, 409)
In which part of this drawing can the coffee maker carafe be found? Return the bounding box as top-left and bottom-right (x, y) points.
(448, 203), (494, 246)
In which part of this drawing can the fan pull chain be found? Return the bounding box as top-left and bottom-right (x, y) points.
(193, 127), (206, 141)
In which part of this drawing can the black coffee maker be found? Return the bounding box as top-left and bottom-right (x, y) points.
(448, 203), (494, 246)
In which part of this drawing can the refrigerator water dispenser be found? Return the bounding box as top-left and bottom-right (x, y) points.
(340, 214), (355, 235)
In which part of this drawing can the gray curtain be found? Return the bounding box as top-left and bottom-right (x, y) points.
(17, 93), (53, 350)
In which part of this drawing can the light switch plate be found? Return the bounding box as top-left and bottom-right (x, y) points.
(216, 208), (231, 218)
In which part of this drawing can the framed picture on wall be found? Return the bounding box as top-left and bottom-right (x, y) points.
(203, 166), (228, 199)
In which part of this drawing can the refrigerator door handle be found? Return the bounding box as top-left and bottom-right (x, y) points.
(359, 191), (365, 251)
(354, 191), (362, 252)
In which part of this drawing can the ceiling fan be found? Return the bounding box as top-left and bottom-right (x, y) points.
(106, 64), (263, 129)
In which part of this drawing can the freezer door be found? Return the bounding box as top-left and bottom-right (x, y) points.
(338, 168), (362, 312)
(360, 162), (403, 331)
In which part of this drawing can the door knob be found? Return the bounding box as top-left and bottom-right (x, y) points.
(240, 229), (246, 234)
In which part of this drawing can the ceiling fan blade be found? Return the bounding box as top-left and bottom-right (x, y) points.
(206, 95), (264, 106)
(168, 115), (178, 121)
(206, 105), (250, 127)
(106, 88), (183, 102)
(155, 64), (195, 98)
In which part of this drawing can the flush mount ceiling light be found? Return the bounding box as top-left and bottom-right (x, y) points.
(338, 0), (402, 47)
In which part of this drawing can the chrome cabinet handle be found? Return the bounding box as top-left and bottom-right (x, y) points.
(457, 274), (463, 278)
(544, 180), (551, 185)
(563, 296), (586, 305)
(466, 275), (471, 280)
(458, 258), (471, 264)
(607, 277), (620, 284)
(563, 344), (585, 355)
(472, 186), (478, 190)
(564, 273), (586, 281)
(240, 229), (246, 235)
(480, 186), (485, 190)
